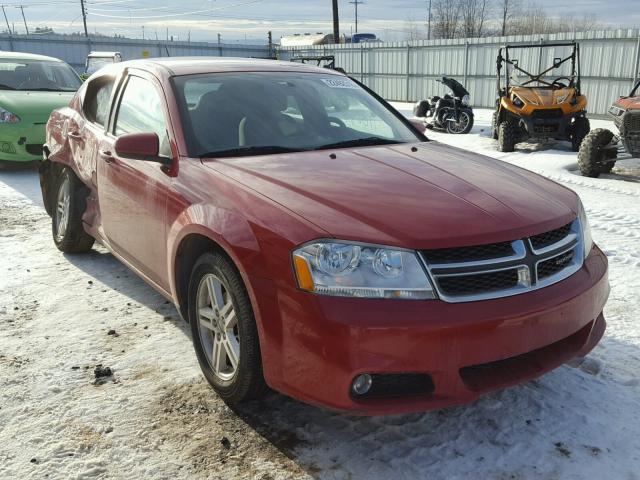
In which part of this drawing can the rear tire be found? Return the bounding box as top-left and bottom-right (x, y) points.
(52, 168), (95, 253)
(188, 252), (267, 405)
(571, 116), (590, 152)
(413, 100), (430, 118)
(578, 128), (617, 178)
(498, 121), (517, 152)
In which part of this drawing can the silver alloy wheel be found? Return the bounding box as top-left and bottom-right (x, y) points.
(197, 273), (240, 381)
(55, 175), (71, 242)
(447, 111), (471, 134)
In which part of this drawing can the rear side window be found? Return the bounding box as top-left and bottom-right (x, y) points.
(83, 76), (114, 127)
(114, 75), (170, 157)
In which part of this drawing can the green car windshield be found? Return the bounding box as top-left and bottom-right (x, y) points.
(0, 59), (81, 92)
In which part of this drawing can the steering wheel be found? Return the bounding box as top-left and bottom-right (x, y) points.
(328, 116), (347, 128)
(551, 77), (572, 89)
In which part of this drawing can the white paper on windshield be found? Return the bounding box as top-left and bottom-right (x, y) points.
(321, 78), (359, 89)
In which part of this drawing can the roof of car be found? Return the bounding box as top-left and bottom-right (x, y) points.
(117, 57), (343, 77)
(0, 50), (65, 62)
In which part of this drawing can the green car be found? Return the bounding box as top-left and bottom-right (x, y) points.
(0, 52), (81, 167)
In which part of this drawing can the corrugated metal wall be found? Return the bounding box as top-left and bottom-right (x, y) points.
(0, 33), (271, 71)
(279, 29), (640, 116)
(2, 30), (638, 116)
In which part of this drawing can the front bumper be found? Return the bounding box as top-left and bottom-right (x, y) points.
(255, 246), (609, 415)
(0, 122), (46, 163)
(508, 110), (583, 140)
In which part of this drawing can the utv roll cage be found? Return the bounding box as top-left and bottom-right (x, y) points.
(496, 41), (581, 96)
(630, 79), (640, 97)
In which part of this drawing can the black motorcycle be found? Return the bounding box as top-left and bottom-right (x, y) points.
(413, 77), (474, 134)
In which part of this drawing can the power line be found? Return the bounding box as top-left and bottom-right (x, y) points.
(349, 0), (363, 34)
(87, 0), (262, 19)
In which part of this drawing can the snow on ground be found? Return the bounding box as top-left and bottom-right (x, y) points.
(1, 108), (639, 480)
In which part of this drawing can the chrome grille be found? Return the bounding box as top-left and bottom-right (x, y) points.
(530, 222), (572, 250)
(438, 269), (519, 296)
(422, 241), (513, 264)
(422, 219), (583, 303)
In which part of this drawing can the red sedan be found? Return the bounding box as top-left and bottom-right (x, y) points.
(40, 58), (609, 415)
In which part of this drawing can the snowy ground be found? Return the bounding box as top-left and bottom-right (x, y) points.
(1, 108), (639, 480)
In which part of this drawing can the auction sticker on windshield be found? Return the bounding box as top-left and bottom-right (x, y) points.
(321, 77), (359, 89)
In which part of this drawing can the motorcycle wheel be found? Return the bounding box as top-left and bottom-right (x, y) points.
(445, 110), (474, 134)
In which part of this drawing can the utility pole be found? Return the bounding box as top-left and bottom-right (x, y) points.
(79, 0), (88, 37)
(19, 6), (28, 35)
(142, 25), (145, 39)
(268, 30), (273, 57)
(331, 0), (340, 44)
(427, 0), (432, 40)
(2, 6), (11, 35)
(349, 0), (363, 34)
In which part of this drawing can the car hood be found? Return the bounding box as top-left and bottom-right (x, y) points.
(0, 90), (75, 119)
(203, 142), (578, 249)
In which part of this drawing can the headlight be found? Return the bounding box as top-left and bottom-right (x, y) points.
(292, 241), (435, 300)
(512, 95), (524, 108)
(578, 200), (593, 258)
(461, 94), (471, 106)
(0, 106), (20, 123)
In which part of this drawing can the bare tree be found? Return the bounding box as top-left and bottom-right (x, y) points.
(460, 0), (490, 37)
(499, 0), (520, 36)
(432, 0), (461, 39)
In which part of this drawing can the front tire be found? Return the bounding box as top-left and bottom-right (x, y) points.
(498, 121), (517, 152)
(188, 252), (266, 404)
(578, 128), (617, 178)
(52, 168), (95, 253)
(445, 110), (474, 134)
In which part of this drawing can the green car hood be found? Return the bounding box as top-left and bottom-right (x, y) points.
(0, 90), (75, 121)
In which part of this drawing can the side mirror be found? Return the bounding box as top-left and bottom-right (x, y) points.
(114, 132), (171, 165)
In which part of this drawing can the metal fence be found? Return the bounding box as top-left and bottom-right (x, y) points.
(278, 29), (640, 116)
(2, 30), (639, 116)
(0, 33), (271, 72)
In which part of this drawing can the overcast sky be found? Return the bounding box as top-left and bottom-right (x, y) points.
(1, 0), (638, 43)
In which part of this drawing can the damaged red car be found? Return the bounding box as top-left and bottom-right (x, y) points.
(40, 58), (609, 415)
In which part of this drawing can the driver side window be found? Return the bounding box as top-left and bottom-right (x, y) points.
(114, 75), (171, 157)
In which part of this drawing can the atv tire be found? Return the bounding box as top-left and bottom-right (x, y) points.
(491, 112), (499, 140)
(578, 128), (617, 178)
(498, 121), (517, 152)
(571, 116), (590, 152)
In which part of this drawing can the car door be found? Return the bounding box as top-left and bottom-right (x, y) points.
(96, 71), (174, 290)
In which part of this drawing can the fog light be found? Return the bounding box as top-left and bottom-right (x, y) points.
(351, 374), (372, 395)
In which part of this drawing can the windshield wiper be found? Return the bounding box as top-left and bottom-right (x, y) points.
(26, 87), (68, 92)
(313, 137), (402, 151)
(198, 145), (306, 158)
(0, 83), (15, 90)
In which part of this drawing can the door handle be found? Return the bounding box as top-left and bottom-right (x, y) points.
(68, 131), (83, 141)
(99, 150), (115, 164)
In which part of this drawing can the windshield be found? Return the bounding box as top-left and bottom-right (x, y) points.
(0, 59), (81, 92)
(87, 57), (116, 73)
(172, 72), (421, 158)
